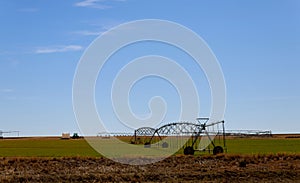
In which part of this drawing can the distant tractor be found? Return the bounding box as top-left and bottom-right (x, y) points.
(71, 133), (81, 139)
(61, 133), (82, 140)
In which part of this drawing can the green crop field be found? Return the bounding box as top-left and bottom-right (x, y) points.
(0, 138), (100, 157)
(225, 138), (300, 154)
(0, 137), (299, 157)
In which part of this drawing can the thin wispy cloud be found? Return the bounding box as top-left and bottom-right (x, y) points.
(74, 0), (126, 9)
(72, 20), (122, 37)
(72, 30), (104, 36)
(74, 0), (111, 9)
(35, 45), (83, 54)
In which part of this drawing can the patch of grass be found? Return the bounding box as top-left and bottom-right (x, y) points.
(0, 138), (100, 157)
(225, 138), (300, 154)
(0, 137), (299, 157)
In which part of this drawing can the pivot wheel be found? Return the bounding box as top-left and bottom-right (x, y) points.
(184, 146), (195, 155)
(144, 142), (151, 148)
(213, 146), (224, 155)
(162, 142), (169, 148)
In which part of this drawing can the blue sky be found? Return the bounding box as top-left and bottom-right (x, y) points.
(0, 0), (299, 136)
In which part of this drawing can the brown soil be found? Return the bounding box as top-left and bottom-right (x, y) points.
(0, 154), (299, 182)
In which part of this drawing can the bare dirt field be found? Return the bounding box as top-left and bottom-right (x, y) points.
(1, 154), (299, 182)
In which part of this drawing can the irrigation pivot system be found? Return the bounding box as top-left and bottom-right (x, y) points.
(131, 118), (226, 155)
(0, 130), (20, 138)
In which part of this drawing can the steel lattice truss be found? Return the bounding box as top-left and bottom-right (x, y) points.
(134, 127), (156, 136)
(154, 122), (204, 136)
(131, 120), (227, 155)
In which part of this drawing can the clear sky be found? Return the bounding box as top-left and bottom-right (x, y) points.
(0, 0), (299, 136)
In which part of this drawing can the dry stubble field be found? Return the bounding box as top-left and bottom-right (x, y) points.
(0, 154), (300, 182)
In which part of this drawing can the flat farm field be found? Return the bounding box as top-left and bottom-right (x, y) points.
(0, 135), (300, 157)
(0, 135), (300, 182)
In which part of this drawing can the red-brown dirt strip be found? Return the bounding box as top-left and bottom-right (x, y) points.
(0, 154), (299, 182)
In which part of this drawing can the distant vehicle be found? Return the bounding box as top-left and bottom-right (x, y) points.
(0, 130), (20, 138)
(71, 133), (82, 139)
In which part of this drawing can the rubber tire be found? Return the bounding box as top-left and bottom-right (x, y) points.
(184, 146), (195, 155)
(213, 146), (224, 155)
(162, 142), (169, 148)
(144, 142), (151, 148)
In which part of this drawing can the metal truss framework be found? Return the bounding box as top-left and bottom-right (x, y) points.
(130, 127), (156, 144)
(0, 130), (20, 138)
(131, 119), (227, 155)
(134, 127), (156, 136)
